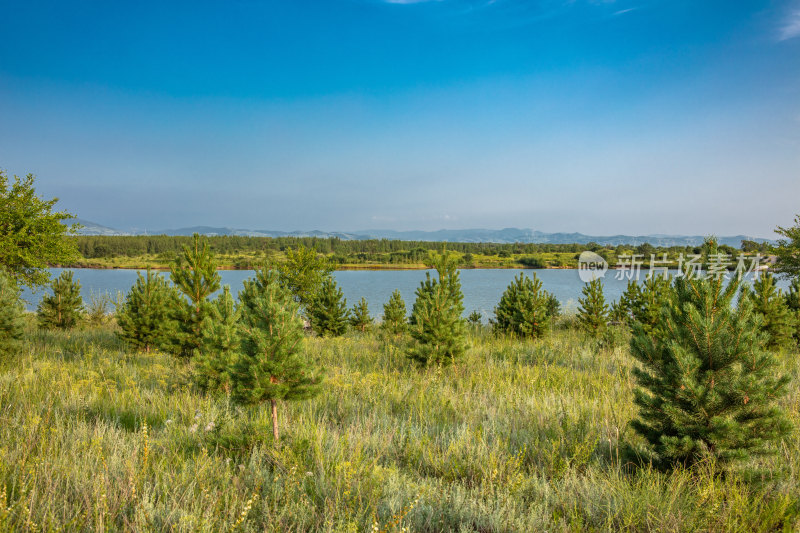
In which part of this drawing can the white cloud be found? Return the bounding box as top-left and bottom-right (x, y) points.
(779, 7), (800, 40)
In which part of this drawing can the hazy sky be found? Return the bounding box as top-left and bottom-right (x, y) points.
(1, 0), (798, 237)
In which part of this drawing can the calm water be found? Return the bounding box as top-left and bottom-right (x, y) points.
(21, 268), (785, 320)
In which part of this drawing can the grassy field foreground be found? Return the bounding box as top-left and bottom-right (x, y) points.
(1, 322), (799, 532)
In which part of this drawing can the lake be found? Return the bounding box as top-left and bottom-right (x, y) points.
(20, 268), (787, 320)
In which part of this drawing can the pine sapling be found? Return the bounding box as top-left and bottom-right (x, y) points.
(169, 234), (221, 357)
(630, 273), (792, 468)
(745, 273), (794, 351)
(232, 267), (322, 442)
(408, 249), (467, 366)
(196, 285), (241, 394)
(349, 297), (373, 333)
(577, 277), (609, 338)
(492, 272), (551, 339)
(0, 269), (25, 359)
(116, 268), (178, 352)
(37, 270), (83, 330)
(310, 277), (349, 337)
(381, 289), (407, 336)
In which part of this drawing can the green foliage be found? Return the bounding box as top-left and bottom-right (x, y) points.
(744, 273), (795, 351)
(577, 278), (609, 338)
(0, 171), (80, 289)
(232, 267), (322, 439)
(492, 272), (552, 339)
(381, 289), (407, 336)
(37, 271), (83, 330)
(774, 214), (800, 280)
(467, 310), (482, 327)
(544, 292), (561, 319)
(630, 273), (792, 468)
(310, 277), (350, 337)
(169, 234), (221, 357)
(349, 297), (373, 333)
(276, 244), (334, 312)
(786, 277), (800, 343)
(116, 268), (178, 352)
(620, 276), (673, 335)
(408, 250), (467, 366)
(85, 292), (112, 327)
(196, 285), (241, 394)
(0, 268), (24, 358)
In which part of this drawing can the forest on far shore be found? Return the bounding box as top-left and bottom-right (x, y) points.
(68, 235), (773, 270)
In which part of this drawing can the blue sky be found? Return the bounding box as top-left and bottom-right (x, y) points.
(0, 0), (798, 237)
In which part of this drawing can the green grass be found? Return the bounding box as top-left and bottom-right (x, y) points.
(1, 322), (798, 531)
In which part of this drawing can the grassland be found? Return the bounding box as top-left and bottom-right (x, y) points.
(1, 319), (798, 531)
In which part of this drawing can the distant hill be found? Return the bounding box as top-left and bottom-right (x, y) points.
(73, 219), (130, 236)
(73, 221), (772, 247)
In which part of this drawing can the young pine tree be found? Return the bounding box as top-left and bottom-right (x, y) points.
(467, 310), (482, 328)
(37, 270), (83, 329)
(632, 276), (673, 335)
(630, 273), (791, 469)
(310, 277), (349, 337)
(116, 268), (178, 352)
(169, 234), (221, 357)
(408, 250), (467, 366)
(349, 297), (373, 333)
(232, 268), (322, 441)
(0, 269), (25, 359)
(745, 273), (794, 351)
(577, 278), (609, 338)
(492, 272), (551, 339)
(785, 277), (800, 344)
(196, 285), (241, 394)
(381, 289), (407, 336)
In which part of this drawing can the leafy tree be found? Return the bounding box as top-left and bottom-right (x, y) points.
(169, 234), (221, 357)
(630, 273), (791, 469)
(276, 244), (334, 313)
(0, 268), (25, 358)
(577, 278), (609, 338)
(232, 267), (322, 441)
(196, 285), (241, 394)
(381, 289), (407, 336)
(774, 214), (800, 280)
(408, 250), (467, 366)
(744, 273), (794, 351)
(0, 171), (80, 289)
(37, 271), (83, 329)
(349, 297), (373, 332)
(492, 272), (552, 339)
(310, 277), (349, 337)
(116, 268), (178, 352)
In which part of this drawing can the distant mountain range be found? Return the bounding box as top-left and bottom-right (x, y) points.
(72, 221), (773, 248)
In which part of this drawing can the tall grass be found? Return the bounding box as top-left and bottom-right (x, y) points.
(0, 321), (798, 531)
